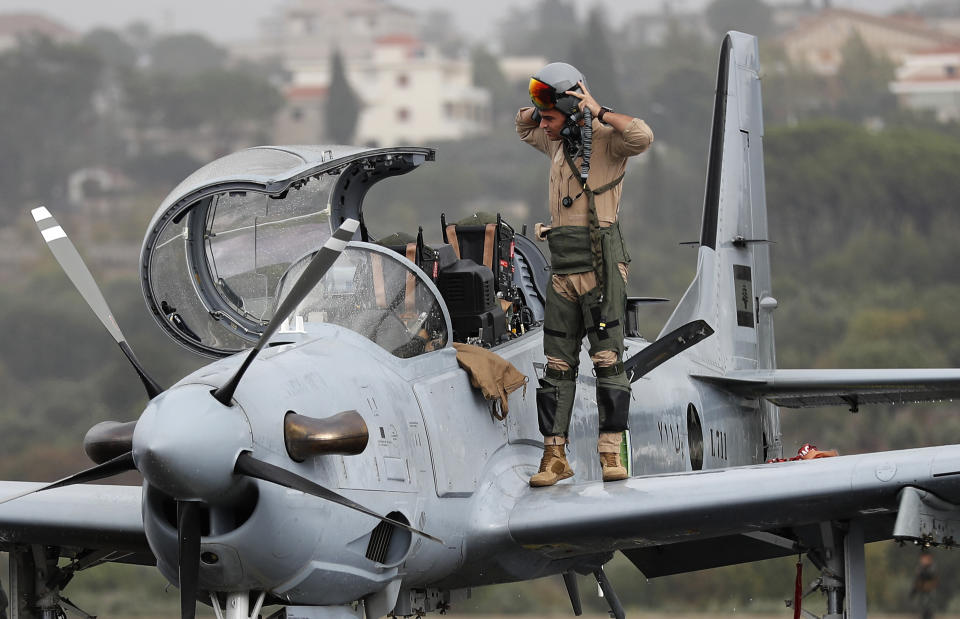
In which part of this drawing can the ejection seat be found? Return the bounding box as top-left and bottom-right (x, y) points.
(437, 212), (524, 346)
(441, 212), (516, 301)
(372, 227), (440, 321)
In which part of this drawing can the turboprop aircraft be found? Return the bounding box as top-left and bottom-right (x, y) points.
(4, 31), (960, 619)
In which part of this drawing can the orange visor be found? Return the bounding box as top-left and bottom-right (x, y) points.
(529, 77), (556, 110)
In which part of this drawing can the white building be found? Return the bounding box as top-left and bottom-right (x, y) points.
(277, 34), (491, 147)
(618, 10), (712, 49)
(890, 46), (960, 122)
(0, 12), (75, 52)
(499, 56), (547, 85)
(779, 8), (960, 75)
(248, 0), (491, 147)
(232, 0), (419, 70)
(351, 35), (490, 147)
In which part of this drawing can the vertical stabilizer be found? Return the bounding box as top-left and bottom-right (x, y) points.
(661, 32), (775, 377)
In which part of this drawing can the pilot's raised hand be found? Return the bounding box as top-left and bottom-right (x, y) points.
(565, 80), (601, 117)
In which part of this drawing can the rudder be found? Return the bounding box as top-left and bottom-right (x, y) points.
(661, 32), (775, 376)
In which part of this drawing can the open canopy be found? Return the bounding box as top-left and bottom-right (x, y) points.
(140, 145), (436, 357)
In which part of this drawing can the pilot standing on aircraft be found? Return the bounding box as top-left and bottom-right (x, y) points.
(516, 62), (653, 487)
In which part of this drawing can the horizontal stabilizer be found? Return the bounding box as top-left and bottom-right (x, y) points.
(693, 369), (960, 410)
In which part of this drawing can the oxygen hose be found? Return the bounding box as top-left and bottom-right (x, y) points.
(580, 107), (592, 180)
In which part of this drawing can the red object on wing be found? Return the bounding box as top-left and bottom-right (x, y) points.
(767, 444), (840, 464)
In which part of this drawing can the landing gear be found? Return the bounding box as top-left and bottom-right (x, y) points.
(558, 566), (624, 619)
(210, 591), (265, 619)
(593, 567), (625, 619)
(6, 544), (98, 619)
(786, 521), (866, 619)
(560, 571), (581, 616)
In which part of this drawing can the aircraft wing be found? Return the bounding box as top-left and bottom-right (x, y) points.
(693, 369), (960, 409)
(0, 482), (151, 563)
(508, 444), (960, 577)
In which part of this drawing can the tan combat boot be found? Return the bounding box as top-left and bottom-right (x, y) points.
(598, 432), (628, 482)
(530, 437), (574, 487)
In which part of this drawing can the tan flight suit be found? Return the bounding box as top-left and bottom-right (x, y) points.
(516, 108), (653, 439)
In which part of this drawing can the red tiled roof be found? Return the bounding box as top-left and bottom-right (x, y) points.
(0, 12), (74, 39)
(895, 75), (960, 83)
(909, 44), (960, 55)
(782, 8), (960, 44)
(887, 12), (928, 27)
(286, 85), (328, 99)
(375, 33), (420, 47)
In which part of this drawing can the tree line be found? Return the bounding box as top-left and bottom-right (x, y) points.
(0, 26), (284, 211)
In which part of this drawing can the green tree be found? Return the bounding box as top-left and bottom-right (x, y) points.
(419, 10), (464, 58)
(834, 32), (897, 121)
(325, 50), (360, 144)
(470, 45), (512, 125)
(121, 67), (283, 152)
(819, 307), (948, 369)
(705, 0), (775, 40)
(616, 18), (715, 130)
(498, 0), (579, 61)
(82, 27), (138, 69)
(647, 65), (714, 156)
(0, 36), (104, 207)
(764, 119), (960, 261)
(758, 41), (829, 126)
(149, 32), (227, 76)
(533, 0), (579, 61)
(182, 69), (284, 146)
(569, 6), (622, 111)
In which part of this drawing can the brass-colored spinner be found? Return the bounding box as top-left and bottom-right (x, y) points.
(84, 420), (137, 464)
(284, 410), (369, 462)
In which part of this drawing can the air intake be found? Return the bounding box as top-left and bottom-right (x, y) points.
(363, 511), (413, 566)
(365, 520), (394, 564)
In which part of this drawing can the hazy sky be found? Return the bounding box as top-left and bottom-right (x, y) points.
(0, 0), (923, 44)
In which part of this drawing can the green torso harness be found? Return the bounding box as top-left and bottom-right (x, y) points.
(546, 149), (628, 291)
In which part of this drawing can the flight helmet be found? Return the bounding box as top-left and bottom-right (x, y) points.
(529, 62), (586, 116)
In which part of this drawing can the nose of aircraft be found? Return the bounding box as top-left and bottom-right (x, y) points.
(133, 383), (253, 502)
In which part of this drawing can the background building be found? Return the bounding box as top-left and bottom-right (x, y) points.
(780, 8), (960, 74)
(890, 46), (960, 121)
(0, 12), (74, 51)
(231, 0), (418, 69)
(248, 0), (492, 146)
(351, 35), (490, 147)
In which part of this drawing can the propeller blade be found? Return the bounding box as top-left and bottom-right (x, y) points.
(177, 501), (202, 619)
(0, 451), (136, 505)
(31, 207), (163, 399)
(213, 219), (359, 406)
(235, 452), (443, 544)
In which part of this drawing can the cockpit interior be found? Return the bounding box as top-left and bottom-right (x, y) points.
(140, 145), (549, 359)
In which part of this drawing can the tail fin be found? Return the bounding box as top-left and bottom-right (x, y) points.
(661, 32), (775, 374)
